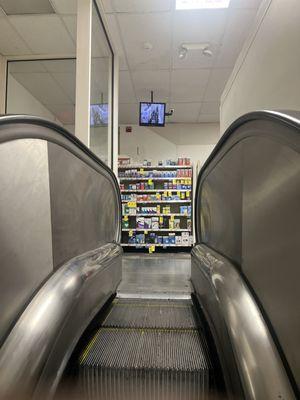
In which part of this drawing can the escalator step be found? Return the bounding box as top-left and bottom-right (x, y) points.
(79, 328), (212, 400)
(103, 302), (197, 329)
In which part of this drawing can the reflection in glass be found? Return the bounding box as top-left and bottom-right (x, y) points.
(6, 59), (76, 134)
(90, 1), (113, 166)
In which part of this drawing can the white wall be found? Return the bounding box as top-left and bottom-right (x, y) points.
(221, 0), (300, 131)
(6, 74), (59, 123)
(120, 123), (219, 172)
(120, 125), (177, 164)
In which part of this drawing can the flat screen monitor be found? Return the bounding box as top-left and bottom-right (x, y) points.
(139, 102), (166, 127)
(90, 103), (108, 126)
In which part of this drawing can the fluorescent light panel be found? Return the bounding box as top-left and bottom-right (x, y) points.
(176, 0), (230, 10)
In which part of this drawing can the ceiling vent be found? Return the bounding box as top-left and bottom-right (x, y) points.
(0, 0), (55, 15)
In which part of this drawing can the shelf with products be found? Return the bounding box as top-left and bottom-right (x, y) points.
(120, 177), (191, 181)
(119, 164), (191, 170)
(121, 244), (191, 248)
(118, 159), (193, 252)
(122, 228), (191, 232)
(121, 189), (191, 193)
(123, 213), (191, 217)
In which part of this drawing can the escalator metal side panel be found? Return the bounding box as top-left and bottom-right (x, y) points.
(0, 242), (122, 400)
(191, 244), (295, 400)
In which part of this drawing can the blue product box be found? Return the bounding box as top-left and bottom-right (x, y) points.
(163, 236), (169, 245)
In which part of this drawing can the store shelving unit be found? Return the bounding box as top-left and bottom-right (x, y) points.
(118, 163), (193, 252)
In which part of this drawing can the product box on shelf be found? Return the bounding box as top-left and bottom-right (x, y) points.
(128, 234), (136, 244)
(169, 233), (176, 245)
(175, 236), (182, 245)
(144, 218), (152, 229)
(187, 219), (192, 231)
(122, 216), (129, 229)
(181, 231), (190, 246)
(157, 236), (163, 244)
(136, 234), (145, 244)
(163, 236), (169, 245)
(137, 217), (145, 229)
(152, 217), (159, 229)
(174, 219), (180, 229)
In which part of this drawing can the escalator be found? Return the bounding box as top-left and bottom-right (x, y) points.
(0, 111), (299, 400)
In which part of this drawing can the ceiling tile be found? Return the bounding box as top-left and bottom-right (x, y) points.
(216, 9), (257, 67)
(105, 14), (128, 70)
(117, 13), (172, 70)
(119, 103), (139, 124)
(204, 68), (232, 102)
(201, 101), (220, 115)
(10, 15), (75, 54)
(198, 114), (219, 123)
(229, 0), (262, 9)
(0, 0), (54, 15)
(119, 71), (137, 103)
(11, 72), (72, 105)
(169, 102), (201, 123)
(101, 0), (115, 13)
(132, 70), (170, 102)
(0, 18), (31, 55)
(50, 0), (77, 14)
(173, 9), (228, 46)
(112, 0), (172, 13)
(171, 69), (210, 102)
(62, 15), (77, 41)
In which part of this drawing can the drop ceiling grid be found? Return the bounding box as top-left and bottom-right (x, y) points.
(104, 0), (263, 123)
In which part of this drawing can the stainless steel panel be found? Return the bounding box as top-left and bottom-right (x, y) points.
(0, 138), (53, 343)
(193, 111), (300, 396)
(0, 242), (122, 400)
(48, 142), (119, 269)
(242, 136), (300, 390)
(192, 244), (295, 400)
(118, 253), (191, 297)
(200, 141), (243, 264)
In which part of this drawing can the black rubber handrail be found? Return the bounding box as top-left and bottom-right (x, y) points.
(0, 114), (120, 191)
(195, 110), (300, 242)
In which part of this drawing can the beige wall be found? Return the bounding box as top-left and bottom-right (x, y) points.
(6, 74), (59, 123)
(119, 123), (220, 170)
(220, 0), (300, 131)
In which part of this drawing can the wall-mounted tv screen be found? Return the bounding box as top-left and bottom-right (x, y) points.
(139, 102), (166, 127)
(90, 103), (108, 126)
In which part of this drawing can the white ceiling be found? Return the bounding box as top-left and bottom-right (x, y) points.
(0, 0), (263, 125)
(103, 0), (263, 124)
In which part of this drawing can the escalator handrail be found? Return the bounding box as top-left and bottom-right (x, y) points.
(0, 114), (122, 241)
(0, 242), (122, 399)
(195, 110), (300, 242)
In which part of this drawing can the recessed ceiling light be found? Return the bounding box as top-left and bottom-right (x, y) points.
(176, 0), (230, 10)
(0, 0), (54, 15)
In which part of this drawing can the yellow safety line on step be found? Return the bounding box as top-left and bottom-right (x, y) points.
(79, 330), (101, 364)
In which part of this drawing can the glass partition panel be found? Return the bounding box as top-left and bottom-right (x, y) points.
(90, 0), (113, 166)
(6, 59), (76, 134)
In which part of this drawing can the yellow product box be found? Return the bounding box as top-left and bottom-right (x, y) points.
(128, 201), (137, 208)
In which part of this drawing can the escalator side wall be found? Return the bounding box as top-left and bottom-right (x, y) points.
(192, 111), (300, 398)
(0, 117), (121, 346)
(0, 116), (122, 398)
